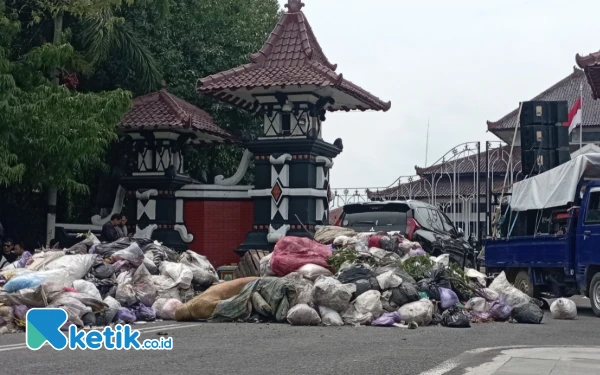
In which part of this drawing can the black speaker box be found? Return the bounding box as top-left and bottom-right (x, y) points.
(557, 147), (571, 165)
(521, 126), (556, 150)
(520, 100), (569, 125)
(554, 125), (570, 148)
(521, 149), (557, 175)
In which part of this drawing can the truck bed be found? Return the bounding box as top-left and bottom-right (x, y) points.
(485, 235), (571, 269)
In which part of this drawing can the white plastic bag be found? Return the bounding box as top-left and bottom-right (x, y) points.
(286, 304), (321, 326)
(489, 271), (530, 308)
(297, 264), (333, 281)
(179, 250), (219, 287)
(318, 305), (343, 326)
(341, 305), (373, 325)
(104, 296), (121, 310)
(431, 254), (449, 267)
(475, 288), (500, 302)
(466, 268), (487, 287)
(465, 297), (489, 313)
(159, 261), (193, 290)
(153, 298), (182, 320)
(73, 279), (102, 300)
(151, 275), (180, 300)
(132, 263), (157, 306)
(376, 270), (402, 290)
(550, 298), (577, 320)
(112, 243), (144, 267)
(260, 253), (276, 277)
(42, 254), (96, 280)
(27, 250), (66, 271)
(312, 276), (356, 312)
(115, 271), (137, 307)
(398, 300), (434, 326)
(354, 290), (384, 319)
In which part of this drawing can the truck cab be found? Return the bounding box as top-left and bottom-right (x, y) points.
(485, 154), (600, 316)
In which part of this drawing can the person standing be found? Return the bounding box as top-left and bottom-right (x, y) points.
(101, 214), (122, 243)
(116, 215), (130, 238)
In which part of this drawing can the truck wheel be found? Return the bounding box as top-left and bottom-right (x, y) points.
(514, 271), (535, 298)
(589, 274), (600, 317)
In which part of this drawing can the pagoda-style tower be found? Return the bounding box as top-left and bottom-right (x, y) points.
(197, 0), (391, 253)
(117, 87), (237, 251)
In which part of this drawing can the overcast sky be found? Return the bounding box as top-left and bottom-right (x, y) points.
(275, 0), (600, 189)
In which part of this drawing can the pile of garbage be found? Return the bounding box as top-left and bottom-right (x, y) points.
(174, 226), (557, 327)
(0, 234), (219, 333)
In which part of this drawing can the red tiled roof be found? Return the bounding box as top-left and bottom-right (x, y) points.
(197, 0), (391, 113)
(487, 68), (600, 131)
(119, 89), (236, 142)
(576, 51), (600, 100)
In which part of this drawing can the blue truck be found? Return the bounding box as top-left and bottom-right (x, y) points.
(485, 154), (600, 316)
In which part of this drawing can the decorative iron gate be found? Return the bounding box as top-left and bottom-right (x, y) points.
(330, 141), (522, 243)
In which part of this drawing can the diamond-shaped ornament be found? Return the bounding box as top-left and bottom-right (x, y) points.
(271, 179), (284, 206)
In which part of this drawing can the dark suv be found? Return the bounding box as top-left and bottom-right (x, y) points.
(335, 200), (476, 267)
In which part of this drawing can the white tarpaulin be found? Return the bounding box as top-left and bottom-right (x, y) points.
(511, 154), (600, 211)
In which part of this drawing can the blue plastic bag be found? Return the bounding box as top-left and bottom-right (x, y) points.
(114, 307), (137, 324)
(4, 274), (45, 293)
(135, 304), (156, 322)
(439, 287), (459, 310)
(489, 297), (513, 321)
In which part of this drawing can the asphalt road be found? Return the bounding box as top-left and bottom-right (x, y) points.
(1, 297), (599, 375)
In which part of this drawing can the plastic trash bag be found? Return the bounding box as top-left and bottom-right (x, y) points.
(82, 312), (97, 326)
(398, 300), (434, 326)
(0, 285), (49, 307)
(439, 288), (459, 310)
(135, 303), (156, 321)
(270, 236), (332, 276)
(354, 290), (384, 319)
(161, 299), (183, 320)
(374, 265), (416, 285)
(4, 273), (45, 293)
(341, 304), (373, 325)
(550, 298), (577, 320)
(489, 271), (530, 308)
(151, 275), (180, 301)
(60, 292), (107, 312)
(179, 250), (219, 287)
(371, 311), (402, 327)
(475, 288), (500, 302)
(466, 268), (487, 287)
(390, 282), (420, 307)
(297, 264), (333, 281)
(465, 297), (490, 313)
(5, 269), (71, 294)
(489, 298), (513, 321)
(512, 301), (544, 324)
(159, 261), (193, 290)
(287, 304), (321, 325)
(376, 270), (402, 290)
(337, 263), (374, 284)
(111, 243), (145, 267)
(73, 279), (102, 300)
(312, 276), (356, 312)
(12, 305), (29, 322)
(27, 250), (65, 271)
(143, 257), (159, 275)
(408, 248), (426, 258)
(260, 253), (276, 277)
(318, 305), (343, 326)
(132, 264), (157, 307)
(90, 257), (115, 280)
(104, 296), (121, 310)
(0, 306), (17, 332)
(42, 254), (97, 280)
(353, 279), (372, 298)
(115, 271), (137, 307)
(114, 307), (137, 324)
(441, 306), (471, 328)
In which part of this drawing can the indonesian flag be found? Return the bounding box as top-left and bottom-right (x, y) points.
(565, 97), (582, 134)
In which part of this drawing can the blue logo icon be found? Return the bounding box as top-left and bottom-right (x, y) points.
(26, 308), (173, 350)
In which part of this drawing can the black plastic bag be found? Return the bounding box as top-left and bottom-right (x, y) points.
(82, 312), (97, 327)
(337, 264), (374, 284)
(441, 307), (471, 328)
(353, 279), (371, 298)
(390, 283), (420, 307)
(512, 301), (544, 324)
(417, 264), (452, 300)
(92, 260), (115, 280)
(379, 236), (399, 254)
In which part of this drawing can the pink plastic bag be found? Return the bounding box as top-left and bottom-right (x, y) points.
(270, 237), (333, 276)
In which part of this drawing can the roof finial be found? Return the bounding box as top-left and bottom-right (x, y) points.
(285, 0), (305, 12)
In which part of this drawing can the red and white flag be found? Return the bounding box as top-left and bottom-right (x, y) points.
(565, 87), (583, 134)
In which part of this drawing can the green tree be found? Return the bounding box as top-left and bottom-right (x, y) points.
(0, 2), (131, 243)
(82, 0), (280, 181)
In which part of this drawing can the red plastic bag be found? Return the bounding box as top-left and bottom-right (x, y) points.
(270, 237), (332, 276)
(368, 235), (384, 248)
